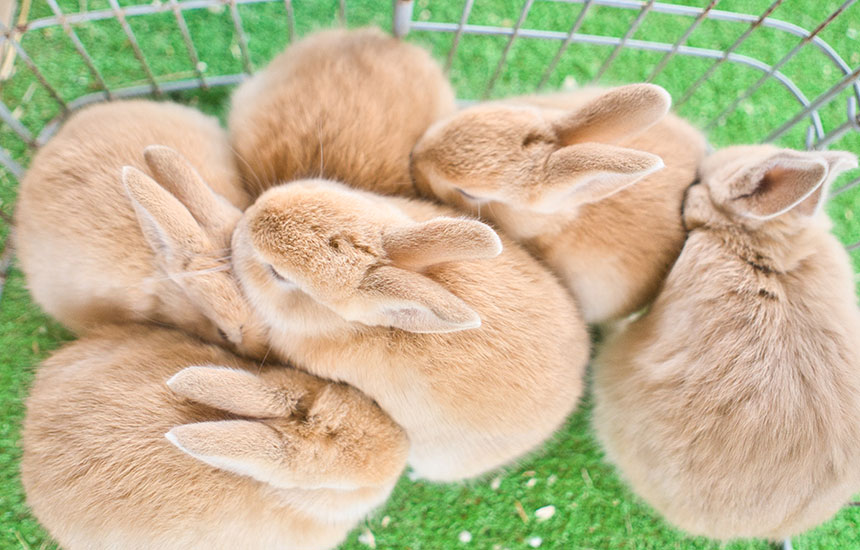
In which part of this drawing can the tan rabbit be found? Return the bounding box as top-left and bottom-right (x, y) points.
(591, 145), (860, 540)
(21, 324), (408, 550)
(228, 26), (455, 198)
(14, 101), (268, 357)
(190, 176), (587, 482)
(411, 83), (706, 323)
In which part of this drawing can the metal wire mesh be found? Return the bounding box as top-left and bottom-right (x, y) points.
(0, 1), (858, 230)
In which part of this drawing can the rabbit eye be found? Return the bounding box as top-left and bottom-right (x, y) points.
(522, 133), (544, 148)
(268, 264), (287, 282)
(456, 187), (479, 201)
(216, 328), (229, 341)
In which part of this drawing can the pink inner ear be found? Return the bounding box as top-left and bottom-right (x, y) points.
(793, 184), (824, 217)
(735, 158), (827, 220)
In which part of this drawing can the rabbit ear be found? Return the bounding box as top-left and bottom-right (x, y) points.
(166, 420), (282, 483)
(167, 366), (299, 418)
(725, 150), (841, 220)
(792, 151), (858, 216)
(382, 218), (502, 270)
(143, 145), (242, 237)
(122, 166), (209, 260)
(552, 84), (671, 145)
(353, 265), (480, 333)
(534, 143), (664, 211)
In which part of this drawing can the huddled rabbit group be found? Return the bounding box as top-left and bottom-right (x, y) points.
(11, 26), (860, 549)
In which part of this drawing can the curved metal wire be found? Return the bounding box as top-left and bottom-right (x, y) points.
(0, 0), (858, 251)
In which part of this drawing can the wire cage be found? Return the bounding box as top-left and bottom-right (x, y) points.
(0, 0), (859, 548)
(1, 0), (860, 250)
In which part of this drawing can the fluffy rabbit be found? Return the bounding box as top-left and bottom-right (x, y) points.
(181, 174), (587, 482)
(592, 145), (860, 539)
(15, 101), (267, 356)
(229, 27), (455, 198)
(411, 84), (706, 323)
(21, 324), (408, 550)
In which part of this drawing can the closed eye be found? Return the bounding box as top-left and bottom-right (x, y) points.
(268, 264), (288, 283)
(456, 188), (479, 200)
(522, 132), (546, 148)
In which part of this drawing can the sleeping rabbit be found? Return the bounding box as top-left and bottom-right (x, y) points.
(411, 83), (706, 323)
(21, 324), (408, 550)
(592, 145), (860, 539)
(123, 148), (589, 481)
(14, 100), (268, 357)
(229, 26), (455, 198)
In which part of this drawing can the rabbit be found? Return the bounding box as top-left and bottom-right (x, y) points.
(14, 100), (268, 357)
(591, 145), (860, 540)
(126, 158), (587, 482)
(411, 83), (707, 323)
(228, 26), (455, 198)
(20, 323), (409, 550)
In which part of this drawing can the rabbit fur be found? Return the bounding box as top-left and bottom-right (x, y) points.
(411, 84), (706, 323)
(591, 145), (860, 539)
(229, 27), (455, 198)
(217, 177), (589, 481)
(15, 100), (269, 357)
(21, 324), (408, 550)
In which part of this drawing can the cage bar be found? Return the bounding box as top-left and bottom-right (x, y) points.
(675, 0), (784, 107)
(45, 0), (113, 100)
(283, 0), (296, 42)
(227, 0), (254, 74)
(0, 147), (23, 179)
(766, 64), (860, 143)
(0, 21), (68, 114)
(646, 0), (718, 83)
(484, 0), (535, 97)
(537, 0), (593, 90)
(169, 0), (209, 88)
(595, 0), (654, 81)
(705, 0), (856, 134)
(393, 0), (414, 38)
(108, 0), (162, 96)
(444, 0), (475, 72)
(0, 100), (34, 147)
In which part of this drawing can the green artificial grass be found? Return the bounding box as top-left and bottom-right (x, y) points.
(1, 0), (859, 549)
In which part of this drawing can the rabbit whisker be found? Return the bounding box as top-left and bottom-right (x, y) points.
(257, 341), (274, 374)
(228, 143), (272, 193)
(318, 119), (325, 178)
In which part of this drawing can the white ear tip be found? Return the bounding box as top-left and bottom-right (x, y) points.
(121, 165), (137, 182)
(836, 153), (859, 170)
(143, 144), (174, 159)
(164, 429), (184, 451)
(166, 365), (222, 392)
(646, 84), (672, 109)
(490, 233), (503, 257)
(165, 371), (184, 391)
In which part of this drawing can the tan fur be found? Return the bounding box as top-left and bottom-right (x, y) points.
(14, 101), (268, 357)
(231, 179), (588, 481)
(21, 324), (408, 550)
(591, 145), (860, 540)
(411, 84), (706, 322)
(228, 27), (455, 197)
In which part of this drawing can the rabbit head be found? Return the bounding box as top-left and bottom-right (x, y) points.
(232, 180), (503, 334)
(122, 146), (269, 357)
(411, 83), (670, 214)
(165, 365), (408, 494)
(684, 145), (858, 234)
